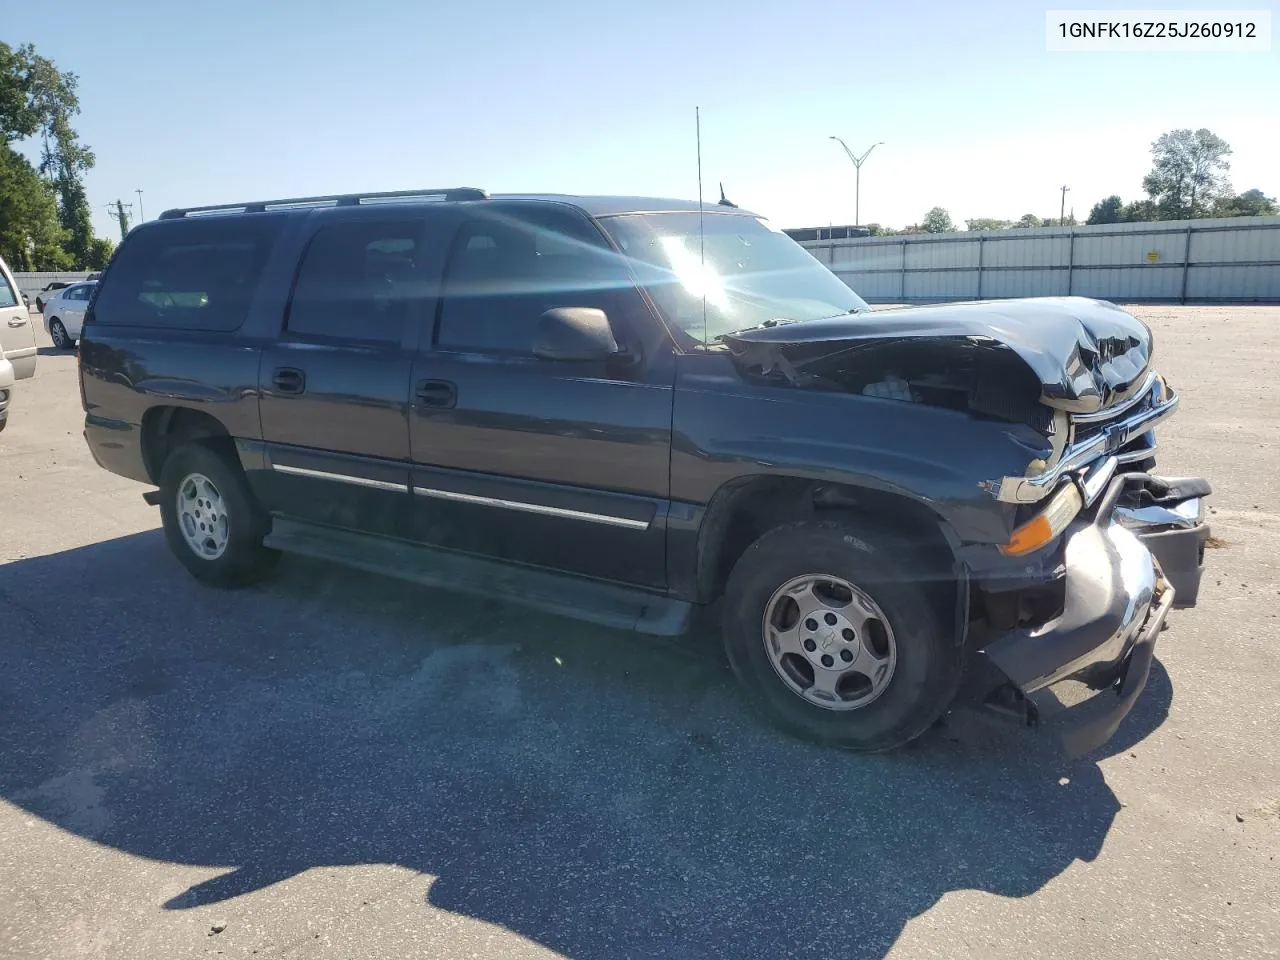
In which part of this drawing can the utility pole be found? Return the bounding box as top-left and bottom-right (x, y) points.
(135, 189), (145, 223)
(829, 136), (885, 227)
(107, 200), (133, 240)
(1060, 185), (1071, 225)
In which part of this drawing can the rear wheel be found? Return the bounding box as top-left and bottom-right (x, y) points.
(158, 441), (278, 587)
(722, 519), (964, 751)
(49, 318), (71, 350)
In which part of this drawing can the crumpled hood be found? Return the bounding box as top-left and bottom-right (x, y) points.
(721, 296), (1152, 414)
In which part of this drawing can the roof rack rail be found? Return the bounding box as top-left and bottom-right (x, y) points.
(158, 187), (488, 220)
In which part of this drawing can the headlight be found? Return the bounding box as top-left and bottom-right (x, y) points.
(1000, 482), (1083, 556)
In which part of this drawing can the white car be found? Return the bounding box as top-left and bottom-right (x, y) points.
(0, 255), (37, 432)
(42, 280), (97, 350)
(0, 353), (13, 432)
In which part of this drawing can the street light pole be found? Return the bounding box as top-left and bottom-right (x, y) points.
(1060, 185), (1070, 225)
(829, 137), (884, 227)
(135, 189), (145, 223)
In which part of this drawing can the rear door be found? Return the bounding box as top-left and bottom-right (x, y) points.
(255, 212), (428, 537)
(0, 258), (37, 379)
(57, 284), (93, 338)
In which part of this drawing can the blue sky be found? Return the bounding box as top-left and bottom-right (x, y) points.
(8, 0), (1278, 239)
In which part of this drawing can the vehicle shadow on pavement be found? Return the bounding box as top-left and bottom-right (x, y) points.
(0, 530), (1173, 959)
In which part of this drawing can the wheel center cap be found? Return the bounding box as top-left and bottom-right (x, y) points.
(819, 628), (839, 651)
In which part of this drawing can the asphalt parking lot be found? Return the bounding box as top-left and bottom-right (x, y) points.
(1, 306), (1278, 960)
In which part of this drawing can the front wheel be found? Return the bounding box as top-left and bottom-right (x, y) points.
(48, 318), (72, 350)
(158, 441), (278, 587)
(722, 520), (964, 752)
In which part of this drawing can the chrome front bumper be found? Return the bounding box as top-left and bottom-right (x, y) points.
(977, 472), (1209, 756)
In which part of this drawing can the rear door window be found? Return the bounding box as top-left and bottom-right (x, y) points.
(92, 217), (285, 330)
(286, 220), (424, 344)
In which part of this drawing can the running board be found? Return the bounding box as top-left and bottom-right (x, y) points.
(263, 518), (693, 637)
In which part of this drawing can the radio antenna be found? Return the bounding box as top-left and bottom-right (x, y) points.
(696, 106), (707, 346)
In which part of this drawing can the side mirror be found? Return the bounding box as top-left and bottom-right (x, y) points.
(533, 307), (619, 361)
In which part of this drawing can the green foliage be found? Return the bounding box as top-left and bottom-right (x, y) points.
(0, 40), (104, 269)
(1120, 199), (1158, 222)
(921, 206), (954, 233)
(1142, 128), (1232, 219)
(1010, 213), (1040, 229)
(965, 217), (1011, 232)
(0, 142), (70, 270)
(85, 236), (114, 270)
(1211, 188), (1278, 218)
(863, 223), (895, 236)
(1087, 196), (1123, 225)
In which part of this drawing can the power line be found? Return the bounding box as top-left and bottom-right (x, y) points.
(105, 199), (133, 240)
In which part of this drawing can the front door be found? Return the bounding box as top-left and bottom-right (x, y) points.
(408, 202), (674, 589)
(0, 260), (36, 379)
(256, 213), (427, 536)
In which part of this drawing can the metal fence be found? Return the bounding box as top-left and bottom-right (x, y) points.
(12, 271), (96, 304)
(796, 215), (1280, 304)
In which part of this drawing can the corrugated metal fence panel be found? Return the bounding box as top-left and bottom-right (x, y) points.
(13, 271), (95, 300)
(798, 216), (1280, 303)
(831, 268), (900, 300)
(905, 239), (978, 270)
(1187, 265), (1280, 300)
(981, 268), (1069, 299)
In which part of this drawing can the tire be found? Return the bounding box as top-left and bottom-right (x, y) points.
(49, 318), (71, 350)
(722, 519), (964, 752)
(158, 441), (279, 587)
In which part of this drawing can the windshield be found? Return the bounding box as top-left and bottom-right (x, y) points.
(600, 212), (870, 343)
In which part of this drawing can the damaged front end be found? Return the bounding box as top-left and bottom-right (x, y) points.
(722, 296), (1210, 755)
(721, 296), (1172, 507)
(966, 468), (1209, 756)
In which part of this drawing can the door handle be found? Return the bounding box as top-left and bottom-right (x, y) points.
(272, 367), (306, 394)
(416, 379), (457, 409)
(7, 317), (25, 327)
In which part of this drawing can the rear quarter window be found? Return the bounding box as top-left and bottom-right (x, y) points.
(92, 217), (285, 330)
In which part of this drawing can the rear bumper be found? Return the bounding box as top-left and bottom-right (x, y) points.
(83, 413), (151, 485)
(975, 471), (1209, 756)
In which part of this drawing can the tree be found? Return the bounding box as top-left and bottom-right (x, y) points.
(28, 48), (96, 266)
(0, 41), (101, 268)
(921, 206), (954, 233)
(1120, 199), (1158, 223)
(85, 236), (114, 270)
(0, 143), (70, 270)
(1087, 195), (1124, 225)
(965, 217), (1011, 232)
(1011, 213), (1041, 229)
(1212, 188), (1278, 218)
(1142, 128), (1232, 220)
(863, 223), (895, 236)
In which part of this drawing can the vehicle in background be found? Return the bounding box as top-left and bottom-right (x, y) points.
(34, 282), (72, 313)
(0, 255), (37, 385)
(77, 187), (1211, 757)
(0, 353), (13, 432)
(42, 281), (97, 350)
